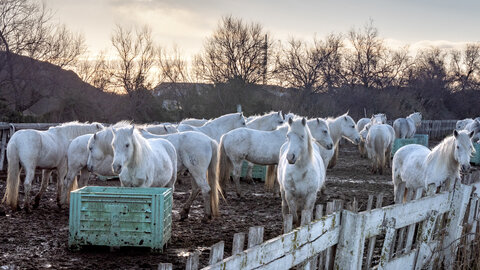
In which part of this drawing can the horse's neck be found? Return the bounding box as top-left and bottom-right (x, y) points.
(129, 134), (147, 169)
(247, 116), (265, 129)
(425, 139), (458, 177)
(328, 118), (342, 144)
(101, 130), (115, 156)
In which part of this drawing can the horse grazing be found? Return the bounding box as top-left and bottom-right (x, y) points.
(180, 118), (209, 127)
(392, 130), (474, 201)
(139, 129), (221, 220)
(324, 113), (362, 169)
(278, 117), (325, 227)
(2, 122), (103, 212)
(218, 118), (332, 197)
(365, 124), (395, 174)
(356, 118), (370, 158)
(111, 126), (177, 189)
(393, 112), (422, 139)
(177, 112), (246, 142)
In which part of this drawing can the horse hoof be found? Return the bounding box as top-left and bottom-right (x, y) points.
(179, 210), (189, 221)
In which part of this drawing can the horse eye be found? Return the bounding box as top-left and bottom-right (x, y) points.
(126, 143), (129, 148)
(89, 147), (92, 151)
(301, 135), (305, 139)
(351, 125), (355, 129)
(456, 146), (460, 149)
(323, 130), (327, 134)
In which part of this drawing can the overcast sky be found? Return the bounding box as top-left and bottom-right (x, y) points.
(46, 0), (480, 59)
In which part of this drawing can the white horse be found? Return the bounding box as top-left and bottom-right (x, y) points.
(180, 118), (209, 127)
(60, 133), (117, 206)
(324, 113), (362, 169)
(244, 111), (285, 179)
(111, 126), (177, 189)
(393, 112), (422, 139)
(139, 129), (221, 220)
(137, 123), (178, 135)
(463, 119), (480, 143)
(392, 130), (474, 201)
(278, 117), (325, 227)
(365, 124), (395, 174)
(177, 112), (246, 142)
(456, 118), (474, 130)
(218, 118), (333, 197)
(2, 122), (103, 212)
(357, 118), (370, 158)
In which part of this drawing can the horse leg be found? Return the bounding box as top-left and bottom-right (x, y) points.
(232, 161), (243, 198)
(22, 166), (36, 213)
(61, 166), (80, 206)
(78, 167), (90, 188)
(33, 169), (53, 209)
(245, 161), (254, 182)
(327, 145), (339, 169)
(285, 194), (299, 227)
(56, 163), (68, 208)
(179, 180), (201, 221)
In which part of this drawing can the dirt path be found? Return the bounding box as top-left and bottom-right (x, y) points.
(0, 143), (394, 269)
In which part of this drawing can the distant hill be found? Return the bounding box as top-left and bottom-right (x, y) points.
(0, 52), (125, 122)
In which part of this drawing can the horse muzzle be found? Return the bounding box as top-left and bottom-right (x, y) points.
(87, 164), (93, 172)
(287, 153), (296, 164)
(113, 164), (122, 174)
(326, 143), (333, 150)
(461, 164), (471, 173)
(354, 138), (361, 145)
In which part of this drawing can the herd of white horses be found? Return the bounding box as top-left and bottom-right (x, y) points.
(1, 111), (479, 228)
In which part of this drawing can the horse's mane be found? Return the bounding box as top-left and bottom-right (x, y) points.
(114, 120), (132, 128)
(49, 121), (102, 139)
(426, 136), (456, 171)
(113, 126), (151, 168)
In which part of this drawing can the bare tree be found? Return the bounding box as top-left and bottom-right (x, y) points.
(194, 15), (270, 85)
(157, 45), (190, 83)
(410, 47), (448, 89)
(449, 43), (480, 91)
(42, 25), (87, 68)
(110, 24), (155, 95)
(77, 51), (113, 91)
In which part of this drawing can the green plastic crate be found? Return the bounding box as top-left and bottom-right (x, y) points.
(472, 143), (480, 165)
(392, 138), (417, 156)
(69, 186), (172, 252)
(414, 134), (429, 147)
(240, 161), (267, 181)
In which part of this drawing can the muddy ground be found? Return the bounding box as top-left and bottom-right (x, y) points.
(0, 143), (397, 269)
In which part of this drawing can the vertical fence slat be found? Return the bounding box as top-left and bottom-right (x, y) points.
(414, 211), (439, 270)
(185, 250), (200, 270)
(0, 130), (7, 171)
(395, 189), (414, 256)
(301, 209), (313, 226)
(158, 263), (172, 270)
(208, 241), (225, 265)
(366, 194), (384, 269)
(404, 188), (424, 253)
(378, 218), (396, 270)
(232, 233), (245, 255)
(334, 210), (365, 270)
(247, 226), (264, 249)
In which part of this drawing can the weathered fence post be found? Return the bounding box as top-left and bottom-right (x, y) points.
(334, 210), (365, 270)
(247, 226), (264, 249)
(442, 182), (472, 269)
(232, 233), (246, 255)
(158, 263), (172, 270)
(185, 250), (200, 270)
(208, 241), (225, 265)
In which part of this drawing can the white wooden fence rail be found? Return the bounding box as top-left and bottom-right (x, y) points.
(186, 175), (480, 270)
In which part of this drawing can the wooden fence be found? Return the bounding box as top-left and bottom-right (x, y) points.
(384, 119), (458, 140)
(163, 172), (480, 270)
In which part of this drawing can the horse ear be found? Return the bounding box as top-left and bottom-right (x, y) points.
(164, 125), (168, 132)
(288, 117), (293, 125)
(278, 111), (282, 116)
(239, 112), (243, 118)
(317, 118), (320, 124)
(93, 133), (97, 140)
(469, 131), (475, 138)
(129, 126), (135, 135)
(96, 123), (101, 129)
(454, 129), (459, 138)
(302, 118), (306, 126)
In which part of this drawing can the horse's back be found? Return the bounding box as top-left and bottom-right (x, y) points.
(357, 118), (370, 132)
(177, 123), (196, 132)
(393, 144), (430, 189)
(10, 129), (59, 167)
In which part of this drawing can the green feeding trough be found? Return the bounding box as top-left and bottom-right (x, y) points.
(240, 161), (267, 181)
(472, 143), (480, 165)
(391, 134), (429, 156)
(69, 186), (172, 252)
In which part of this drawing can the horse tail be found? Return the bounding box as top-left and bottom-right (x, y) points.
(393, 120), (401, 139)
(2, 139), (21, 210)
(208, 139), (221, 217)
(374, 137), (386, 175)
(265, 165), (277, 191)
(216, 136), (232, 194)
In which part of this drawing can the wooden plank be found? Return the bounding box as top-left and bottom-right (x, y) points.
(158, 263), (172, 270)
(362, 191), (451, 237)
(442, 183), (472, 269)
(0, 130), (7, 171)
(248, 226), (264, 249)
(301, 209), (313, 226)
(232, 233), (245, 255)
(203, 212), (340, 270)
(284, 214), (293, 234)
(415, 211), (439, 270)
(365, 194), (384, 269)
(324, 202), (335, 270)
(381, 249), (417, 270)
(315, 204), (324, 269)
(315, 204), (324, 219)
(208, 241), (224, 265)
(334, 211), (365, 270)
(185, 250), (200, 270)
(404, 188), (423, 253)
(378, 218), (397, 269)
(395, 189), (414, 256)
